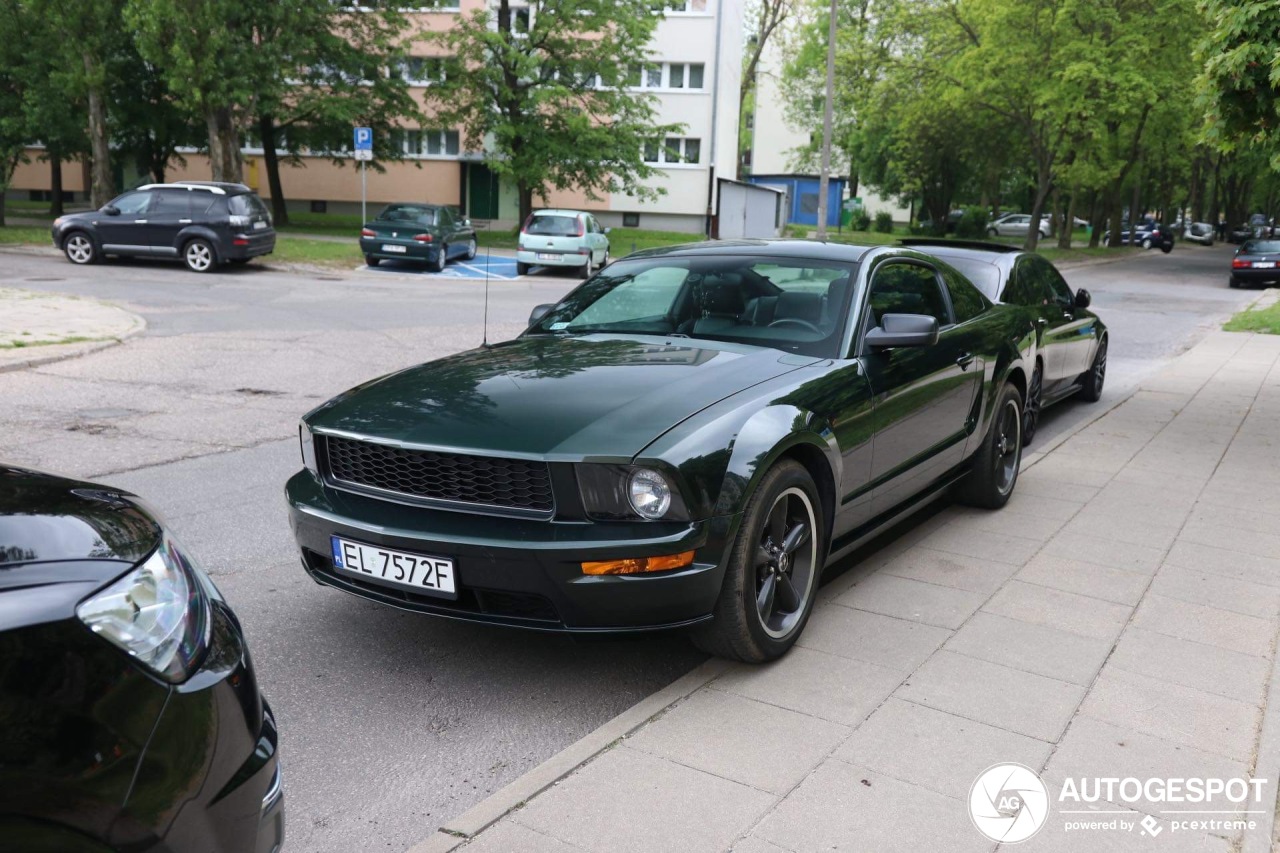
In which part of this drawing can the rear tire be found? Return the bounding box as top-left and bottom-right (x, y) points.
(1141, 237), (1153, 250)
(1229, 275), (1241, 288)
(516, 261), (530, 276)
(365, 255), (380, 267)
(464, 238), (477, 260)
(581, 255), (595, 279)
(957, 382), (1023, 510)
(1023, 363), (1043, 446)
(63, 232), (97, 265)
(1079, 337), (1107, 403)
(430, 246), (447, 273)
(692, 460), (824, 663)
(183, 238), (216, 273)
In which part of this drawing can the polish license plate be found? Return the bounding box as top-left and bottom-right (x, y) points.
(253, 220), (268, 230)
(1255, 261), (1276, 269)
(536, 253), (562, 261)
(382, 244), (407, 253)
(330, 536), (456, 597)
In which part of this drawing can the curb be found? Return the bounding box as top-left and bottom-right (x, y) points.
(0, 310), (146, 375)
(402, 377), (1138, 853)
(406, 658), (732, 853)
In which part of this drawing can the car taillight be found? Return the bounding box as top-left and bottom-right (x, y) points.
(576, 219), (585, 237)
(1233, 258), (1253, 268)
(413, 233), (433, 243)
(232, 237), (249, 247)
(521, 213), (534, 232)
(361, 228), (375, 238)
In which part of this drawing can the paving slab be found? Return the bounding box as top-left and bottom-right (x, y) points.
(1015, 552), (1152, 606)
(796, 604), (952, 672)
(875, 545), (1021, 595)
(944, 611), (1114, 686)
(835, 570), (988, 629)
(981, 581), (1132, 641)
(1107, 626), (1272, 706)
(1130, 594), (1275, 657)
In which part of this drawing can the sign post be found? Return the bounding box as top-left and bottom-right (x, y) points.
(354, 127), (373, 223)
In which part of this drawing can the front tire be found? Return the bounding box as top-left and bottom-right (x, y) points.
(1141, 237), (1153, 250)
(1079, 337), (1107, 402)
(63, 232), (98, 265)
(957, 382), (1023, 510)
(692, 460), (824, 663)
(183, 238), (216, 273)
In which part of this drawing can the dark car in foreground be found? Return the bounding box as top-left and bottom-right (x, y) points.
(287, 240), (1034, 662)
(0, 466), (284, 852)
(360, 203), (477, 272)
(900, 240), (1107, 444)
(52, 182), (275, 272)
(1231, 239), (1280, 288)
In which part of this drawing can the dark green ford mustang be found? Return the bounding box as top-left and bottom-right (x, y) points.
(286, 240), (1035, 662)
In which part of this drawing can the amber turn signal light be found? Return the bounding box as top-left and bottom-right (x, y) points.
(581, 550), (695, 576)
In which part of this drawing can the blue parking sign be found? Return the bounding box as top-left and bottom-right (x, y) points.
(354, 127), (373, 151)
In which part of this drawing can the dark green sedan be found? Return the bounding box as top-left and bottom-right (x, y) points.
(287, 240), (1035, 662)
(359, 203), (478, 272)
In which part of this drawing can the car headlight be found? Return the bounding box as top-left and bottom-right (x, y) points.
(299, 422), (318, 473)
(76, 536), (211, 683)
(578, 464), (688, 521)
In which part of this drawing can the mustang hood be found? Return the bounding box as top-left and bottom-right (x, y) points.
(308, 336), (815, 459)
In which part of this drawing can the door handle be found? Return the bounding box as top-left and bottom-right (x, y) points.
(956, 352), (975, 369)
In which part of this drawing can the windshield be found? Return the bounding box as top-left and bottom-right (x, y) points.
(525, 256), (857, 357)
(526, 215), (580, 236)
(378, 204), (437, 226)
(1243, 240), (1280, 254)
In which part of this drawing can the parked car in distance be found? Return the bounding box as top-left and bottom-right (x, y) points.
(360, 203), (477, 272)
(516, 209), (610, 277)
(1230, 239), (1280, 288)
(1183, 222), (1215, 245)
(901, 239), (1108, 445)
(51, 181), (275, 272)
(919, 209), (964, 234)
(1110, 219), (1174, 251)
(987, 213), (1051, 239)
(0, 466), (284, 852)
(287, 240), (1034, 663)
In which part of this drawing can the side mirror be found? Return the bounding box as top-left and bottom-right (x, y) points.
(1075, 288), (1091, 309)
(464, 218), (472, 227)
(865, 313), (940, 349)
(103, 205), (120, 216)
(529, 303), (555, 326)
(604, 227), (612, 234)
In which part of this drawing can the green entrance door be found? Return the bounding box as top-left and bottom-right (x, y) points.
(468, 164), (500, 219)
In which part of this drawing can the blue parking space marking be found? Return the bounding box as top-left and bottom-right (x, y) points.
(362, 255), (522, 280)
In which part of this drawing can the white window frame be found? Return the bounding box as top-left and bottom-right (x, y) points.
(399, 128), (461, 159)
(626, 61), (706, 92)
(644, 136), (702, 166)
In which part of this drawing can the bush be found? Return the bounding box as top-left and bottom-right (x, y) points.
(852, 209), (872, 231)
(874, 211), (894, 233)
(954, 205), (990, 239)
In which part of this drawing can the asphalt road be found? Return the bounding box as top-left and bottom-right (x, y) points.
(0, 241), (1259, 852)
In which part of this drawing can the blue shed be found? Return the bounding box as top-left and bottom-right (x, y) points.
(746, 174), (847, 227)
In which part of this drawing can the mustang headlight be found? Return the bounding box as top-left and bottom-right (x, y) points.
(578, 464), (689, 521)
(299, 422), (317, 473)
(77, 536), (210, 683)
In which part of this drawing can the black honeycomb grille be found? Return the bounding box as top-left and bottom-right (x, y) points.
(324, 436), (554, 514)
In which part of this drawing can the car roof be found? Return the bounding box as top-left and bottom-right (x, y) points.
(137, 181), (252, 196)
(532, 209), (589, 217)
(896, 239), (1023, 270)
(626, 238), (875, 264)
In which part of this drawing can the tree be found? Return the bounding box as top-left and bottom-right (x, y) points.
(109, 52), (202, 185)
(0, 0), (31, 226)
(739, 0), (795, 177)
(423, 0), (682, 224)
(1197, 0), (1280, 169)
(250, 2), (420, 226)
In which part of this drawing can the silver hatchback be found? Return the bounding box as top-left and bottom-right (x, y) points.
(516, 209), (611, 278)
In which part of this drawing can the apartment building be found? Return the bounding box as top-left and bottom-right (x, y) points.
(10, 0), (742, 234)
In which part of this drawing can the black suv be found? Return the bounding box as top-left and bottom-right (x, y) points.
(52, 181), (276, 272)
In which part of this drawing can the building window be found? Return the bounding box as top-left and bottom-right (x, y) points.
(623, 212), (641, 227)
(652, 0), (707, 12)
(399, 128), (460, 157)
(627, 62), (705, 91)
(393, 57), (451, 85)
(311, 200), (328, 213)
(648, 136), (700, 164)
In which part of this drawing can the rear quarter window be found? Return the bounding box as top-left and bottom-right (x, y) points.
(940, 267), (989, 322)
(228, 194), (268, 217)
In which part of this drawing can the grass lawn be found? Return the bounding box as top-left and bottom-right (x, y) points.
(0, 225), (52, 244)
(1224, 297), (1280, 334)
(266, 235), (363, 268)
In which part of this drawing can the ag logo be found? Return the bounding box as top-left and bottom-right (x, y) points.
(969, 763), (1049, 843)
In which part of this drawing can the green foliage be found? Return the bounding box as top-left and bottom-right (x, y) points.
(852, 209), (872, 231)
(954, 206), (989, 239)
(874, 210), (894, 232)
(1197, 0), (1280, 168)
(1224, 298), (1280, 334)
(423, 0), (683, 221)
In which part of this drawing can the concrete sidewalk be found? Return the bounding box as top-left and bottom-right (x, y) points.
(413, 293), (1280, 853)
(0, 287), (145, 372)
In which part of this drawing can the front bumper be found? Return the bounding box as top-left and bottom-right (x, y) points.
(516, 249), (588, 268)
(286, 470), (736, 631)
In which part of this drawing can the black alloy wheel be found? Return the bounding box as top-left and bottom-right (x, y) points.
(1080, 338), (1107, 402)
(957, 382), (1023, 510)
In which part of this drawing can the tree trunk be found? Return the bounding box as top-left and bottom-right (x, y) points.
(206, 106), (243, 183)
(1130, 181), (1141, 230)
(258, 114), (289, 227)
(49, 152), (64, 217)
(1057, 190), (1077, 250)
(84, 53), (114, 209)
(1023, 160), (1052, 252)
(517, 184), (534, 225)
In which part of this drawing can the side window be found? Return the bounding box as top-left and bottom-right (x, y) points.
(111, 191), (154, 215)
(151, 191), (191, 217)
(942, 269), (987, 322)
(1040, 260), (1075, 306)
(1011, 258), (1050, 306)
(866, 263), (952, 329)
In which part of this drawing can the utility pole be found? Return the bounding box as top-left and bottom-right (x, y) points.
(815, 0), (837, 240)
